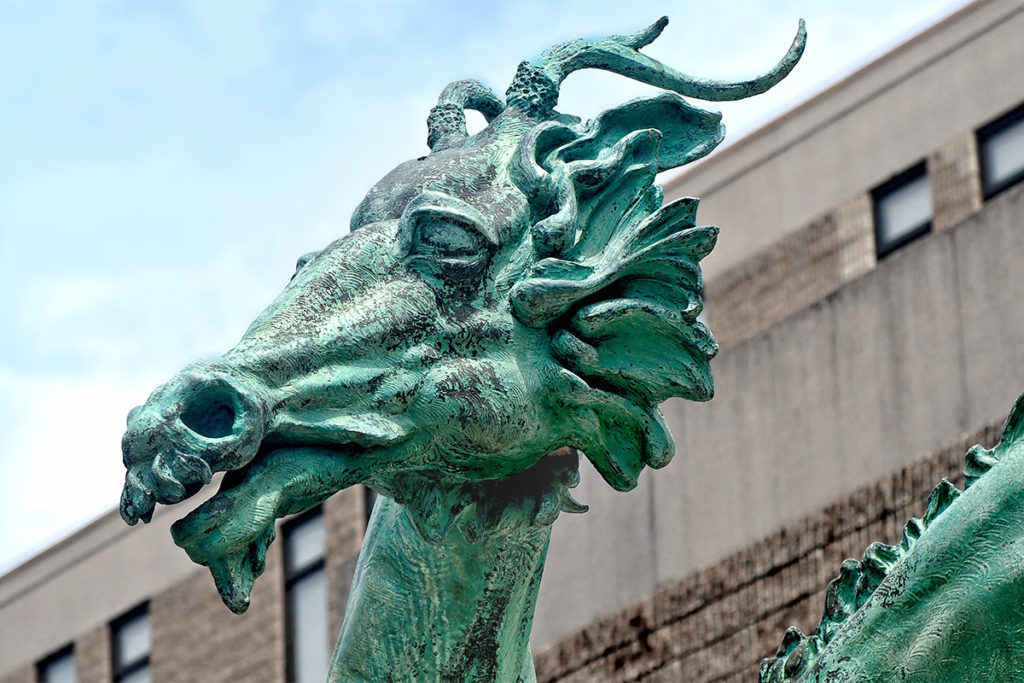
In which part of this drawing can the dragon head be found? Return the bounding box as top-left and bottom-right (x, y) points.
(119, 17), (804, 608)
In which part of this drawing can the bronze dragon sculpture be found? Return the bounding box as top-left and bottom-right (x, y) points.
(117, 18), (811, 681)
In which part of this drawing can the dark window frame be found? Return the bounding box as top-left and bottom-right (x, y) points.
(872, 161), (932, 259)
(977, 102), (1024, 199)
(36, 644), (75, 683)
(282, 506), (326, 588)
(283, 506), (327, 683)
(363, 486), (378, 525)
(110, 602), (150, 683)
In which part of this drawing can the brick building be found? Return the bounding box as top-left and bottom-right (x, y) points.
(5, 1), (1024, 681)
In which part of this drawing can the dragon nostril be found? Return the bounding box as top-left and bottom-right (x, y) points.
(180, 384), (237, 439)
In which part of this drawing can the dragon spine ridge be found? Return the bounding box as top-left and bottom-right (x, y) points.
(760, 403), (1021, 682)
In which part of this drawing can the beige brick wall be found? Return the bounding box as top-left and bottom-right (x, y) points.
(705, 192), (874, 351)
(136, 488), (367, 683)
(1, 490), (367, 683)
(150, 537), (287, 683)
(833, 193), (876, 281)
(929, 131), (983, 232)
(535, 422), (1002, 682)
(4, 623), (117, 683)
(76, 623), (112, 683)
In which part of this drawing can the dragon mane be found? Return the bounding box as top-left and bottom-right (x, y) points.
(508, 93), (725, 491)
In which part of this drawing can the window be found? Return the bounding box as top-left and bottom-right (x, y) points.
(111, 604), (150, 683)
(978, 103), (1024, 198)
(364, 486), (379, 524)
(37, 645), (75, 683)
(873, 162), (932, 258)
(284, 507), (329, 683)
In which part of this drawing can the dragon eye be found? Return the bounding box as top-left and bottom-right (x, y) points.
(409, 216), (490, 284)
(399, 191), (495, 285)
(412, 216), (484, 259)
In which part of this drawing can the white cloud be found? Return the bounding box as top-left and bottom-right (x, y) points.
(0, 368), (153, 573)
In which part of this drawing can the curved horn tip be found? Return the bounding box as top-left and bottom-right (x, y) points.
(792, 19), (807, 56)
(626, 16), (669, 50)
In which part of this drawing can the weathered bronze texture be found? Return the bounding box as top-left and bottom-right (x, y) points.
(762, 392), (1024, 682)
(119, 18), (805, 681)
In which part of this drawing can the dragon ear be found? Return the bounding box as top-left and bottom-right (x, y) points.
(513, 92), (724, 257)
(554, 92), (725, 172)
(511, 94), (722, 490)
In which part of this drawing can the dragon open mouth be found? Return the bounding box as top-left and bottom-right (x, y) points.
(166, 440), (380, 613)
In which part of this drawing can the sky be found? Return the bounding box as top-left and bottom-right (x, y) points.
(0, 0), (973, 573)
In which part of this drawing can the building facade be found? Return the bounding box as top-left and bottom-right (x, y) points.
(5, 1), (1024, 680)
(534, 0), (1024, 678)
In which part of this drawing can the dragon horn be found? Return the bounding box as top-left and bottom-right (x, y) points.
(427, 79), (505, 151)
(506, 17), (806, 117)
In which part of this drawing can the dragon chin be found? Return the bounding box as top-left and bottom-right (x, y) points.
(166, 442), (381, 613)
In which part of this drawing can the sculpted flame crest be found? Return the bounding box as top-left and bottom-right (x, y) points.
(119, 18), (804, 681)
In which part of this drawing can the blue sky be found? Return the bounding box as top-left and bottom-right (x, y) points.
(0, 0), (970, 572)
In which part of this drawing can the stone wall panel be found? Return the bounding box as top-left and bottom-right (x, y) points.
(537, 422), (1001, 682)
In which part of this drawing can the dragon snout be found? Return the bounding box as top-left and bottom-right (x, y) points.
(119, 362), (271, 525)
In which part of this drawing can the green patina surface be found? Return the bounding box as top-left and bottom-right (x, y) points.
(761, 393), (1024, 682)
(119, 18), (806, 681)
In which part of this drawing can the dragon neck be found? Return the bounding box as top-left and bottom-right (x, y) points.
(329, 495), (551, 682)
